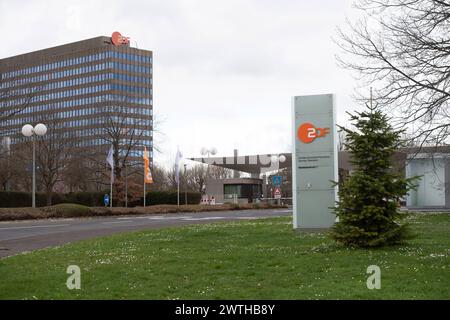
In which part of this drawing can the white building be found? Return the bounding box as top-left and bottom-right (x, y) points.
(405, 147), (450, 209)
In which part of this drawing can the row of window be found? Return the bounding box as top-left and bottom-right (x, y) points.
(111, 73), (151, 84)
(111, 62), (151, 75)
(1, 62), (109, 89)
(4, 73), (112, 97)
(126, 148), (153, 158)
(74, 139), (153, 149)
(4, 84), (109, 107)
(110, 51), (151, 65)
(7, 135), (154, 151)
(4, 115), (153, 131)
(3, 132), (154, 155)
(107, 115), (152, 126)
(54, 107), (152, 123)
(3, 83), (152, 108)
(110, 83), (151, 95)
(3, 109), (133, 128)
(1, 94), (152, 125)
(56, 117), (153, 129)
(2, 72), (152, 100)
(1, 61), (152, 89)
(1, 51), (152, 80)
(107, 94), (152, 106)
(57, 127), (153, 138)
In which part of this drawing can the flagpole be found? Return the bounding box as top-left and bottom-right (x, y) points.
(144, 175), (146, 207)
(106, 145), (114, 208)
(110, 167), (113, 208)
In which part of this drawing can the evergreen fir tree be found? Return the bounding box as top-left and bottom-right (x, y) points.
(330, 101), (418, 247)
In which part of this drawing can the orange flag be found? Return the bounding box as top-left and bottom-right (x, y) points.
(143, 147), (153, 184)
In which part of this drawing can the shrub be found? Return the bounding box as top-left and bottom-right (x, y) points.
(65, 192), (105, 207)
(133, 191), (202, 206)
(0, 190), (202, 208)
(0, 191), (31, 207)
(41, 203), (92, 217)
(0, 207), (47, 221)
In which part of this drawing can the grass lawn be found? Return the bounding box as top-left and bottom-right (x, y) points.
(0, 213), (448, 299)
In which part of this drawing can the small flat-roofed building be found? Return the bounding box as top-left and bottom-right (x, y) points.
(205, 178), (262, 204)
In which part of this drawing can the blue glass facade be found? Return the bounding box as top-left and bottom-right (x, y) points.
(0, 36), (153, 162)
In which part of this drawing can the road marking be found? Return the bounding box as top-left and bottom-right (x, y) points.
(182, 217), (226, 221)
(147, 216), (192, 220)
(101, 220), (134, 224)
(117, 216), (158, 220)
(0, 224), (70, 230)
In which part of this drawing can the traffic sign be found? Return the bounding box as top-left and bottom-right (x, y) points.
(103, 194), (110, 207)
(273, 187), (281, 199)
(273, 175), (282, 186)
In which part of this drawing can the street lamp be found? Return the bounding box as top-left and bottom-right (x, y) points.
(200, 147), (217, 158)
(200, 147), (217, 202)
(184, 163), (187, 205)
(22, 123), (47, 208)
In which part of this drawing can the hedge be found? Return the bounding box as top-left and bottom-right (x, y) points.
(139, 191), (202, 206)
(65, 192), (105, 207)
(0, 191), (65, 208)
(0, 191), (202, 208)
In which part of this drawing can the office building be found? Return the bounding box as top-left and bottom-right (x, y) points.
(0, 33), (153, 162)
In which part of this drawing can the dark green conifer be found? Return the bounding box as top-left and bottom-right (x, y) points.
(331, 101), (418, 247)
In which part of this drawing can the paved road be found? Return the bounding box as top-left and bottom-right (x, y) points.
(0, 209), (292, 258)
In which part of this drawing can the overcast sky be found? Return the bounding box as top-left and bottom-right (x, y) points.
(0, 0), (359, 166)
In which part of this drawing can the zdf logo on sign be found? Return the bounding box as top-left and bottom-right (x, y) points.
(297, 122), (330, 143)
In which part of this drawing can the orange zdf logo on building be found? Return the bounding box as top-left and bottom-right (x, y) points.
(111, 31), (130, 46)
(297, 122), (330, 143)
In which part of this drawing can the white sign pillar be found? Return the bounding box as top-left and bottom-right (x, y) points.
(291, 94), (338, 229)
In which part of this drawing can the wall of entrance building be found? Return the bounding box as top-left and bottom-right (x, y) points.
(205, 178), (262, 204)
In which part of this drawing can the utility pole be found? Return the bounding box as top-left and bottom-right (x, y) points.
(125, 161), (128, 208)
(184, 163), (187, 205)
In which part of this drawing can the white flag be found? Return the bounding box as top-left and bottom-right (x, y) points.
(175, 147), (182, 184)
(106, 145), (114, 182)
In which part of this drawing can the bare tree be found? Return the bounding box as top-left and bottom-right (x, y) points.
(183, 164), (233, 193)
(33, 116), (79, 205)
(166, 164), (184, 191)
(166, 163), (207, 192)
(0, 78), (43, 191)
(85, 103), (150, 205)
(208, 166), (234, 180)
(150, 162), (169, 191)
(158, 163), (235, 193)
(0, 79), (41, 123)
(336, 0), (450, 146)
(63, 156), (93, 192)
(152, 111), (166, 154)
(188, 164), (208, 193)
(0, 139), (21, 191)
